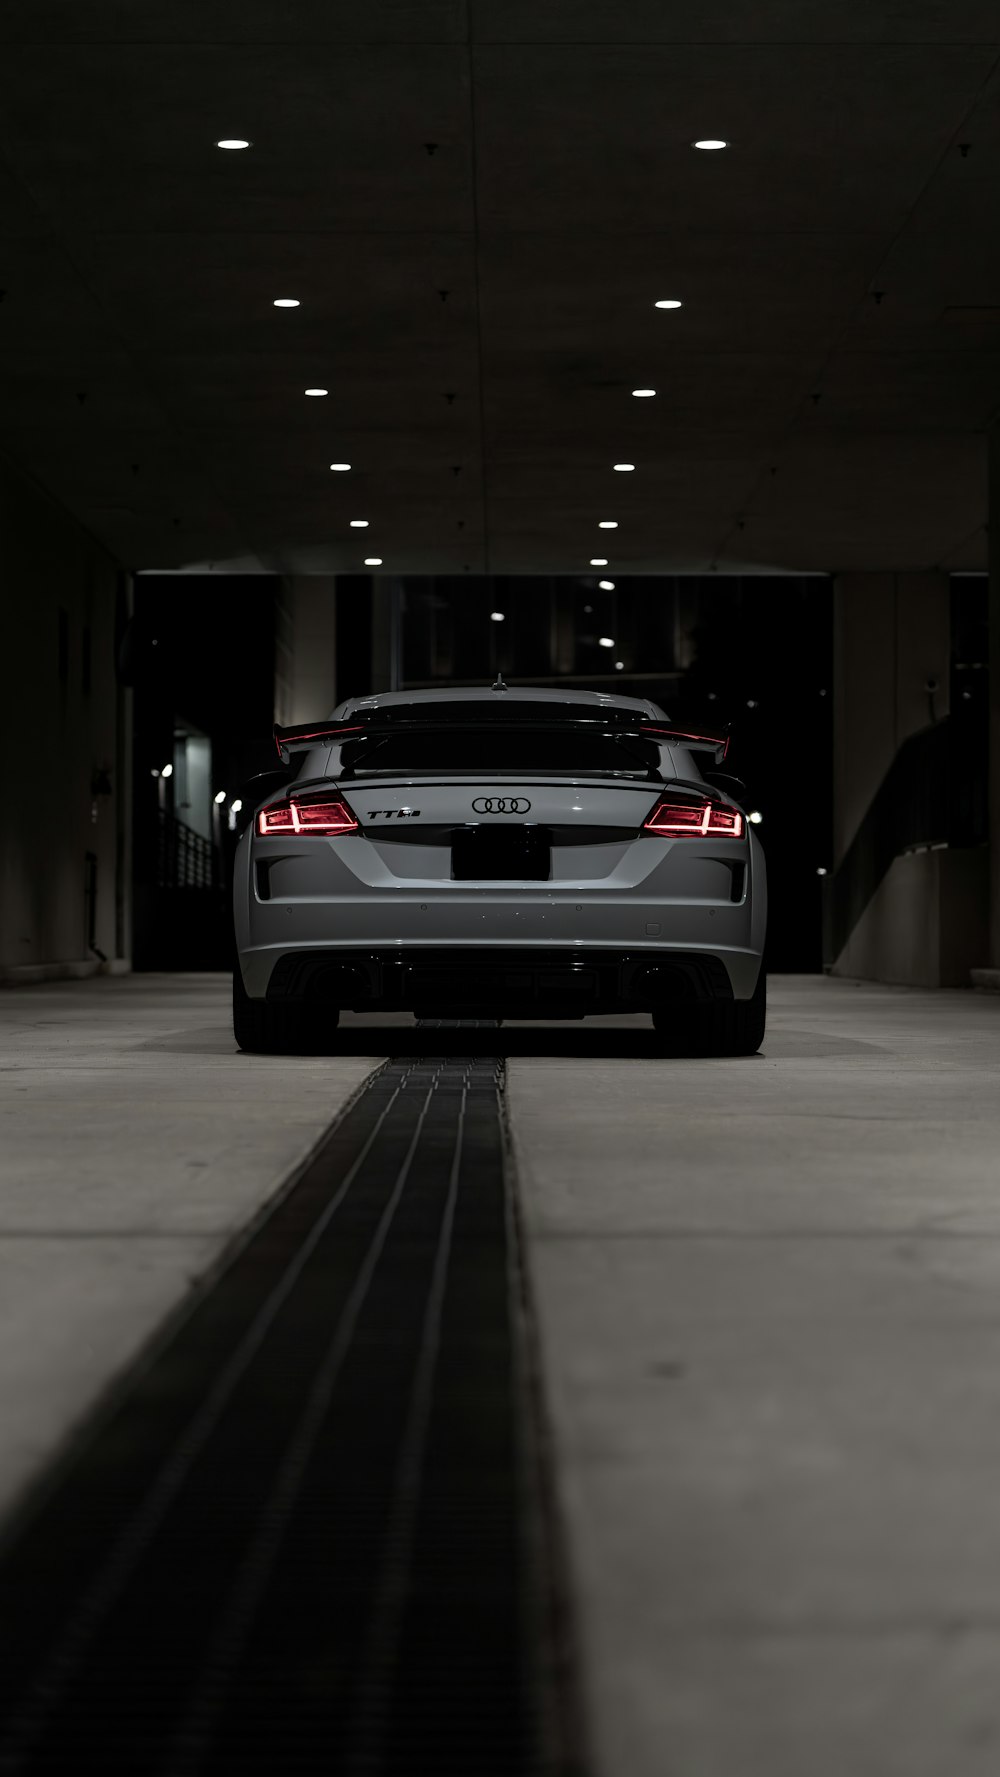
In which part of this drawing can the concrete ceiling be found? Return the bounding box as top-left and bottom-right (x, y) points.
(1, 2), (999, 576)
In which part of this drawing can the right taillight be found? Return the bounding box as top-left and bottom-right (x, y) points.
(643, 800), (744, 838)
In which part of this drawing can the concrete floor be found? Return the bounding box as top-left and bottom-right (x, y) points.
(0, 975), (375, 1521)
(510, 977), (1000, 1777)
(3, 974), (1000, 1774)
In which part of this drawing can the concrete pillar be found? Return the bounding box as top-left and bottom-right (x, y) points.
(280, 576), (338, 723)
(833, 572), (950, 865)
(829, 571), (985, 986)
(370, 578), (402, 692)
(989, 430), (1000, 966)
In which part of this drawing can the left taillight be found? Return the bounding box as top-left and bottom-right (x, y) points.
(257, 797), (359, 837)
(644, 800), (744, 838)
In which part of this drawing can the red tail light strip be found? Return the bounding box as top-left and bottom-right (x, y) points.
(257, 798), (359, 837)
(644, 800), (743, 838)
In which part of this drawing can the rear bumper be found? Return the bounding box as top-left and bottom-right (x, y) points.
(245, 944), (760, 1015)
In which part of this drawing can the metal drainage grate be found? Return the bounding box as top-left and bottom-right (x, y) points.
(0, 1053), (577, 1776)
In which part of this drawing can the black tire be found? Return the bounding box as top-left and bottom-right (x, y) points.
(232, 968), (338, 1054)
(653, 966), (766, 1058)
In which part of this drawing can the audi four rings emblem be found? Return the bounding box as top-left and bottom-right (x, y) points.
(472, 796), (531, 814)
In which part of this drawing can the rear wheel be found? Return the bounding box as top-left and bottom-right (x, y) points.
(232, 969), (338, 1054)
(653, 966), (766, 1058)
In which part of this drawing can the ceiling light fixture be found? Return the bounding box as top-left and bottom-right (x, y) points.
(692, 138), (728, 150)
(632, 388), (656, 398)
(365, 557), (383, 566)
(599, 636), (615, 649)
(273, 298), (300, 308)
(598, 520), (618, 529)
(305, 387), (328, 397)
(613, 463), (635, 472)
(490, 611), (505, 622)
(350, 519), (369, 528)
(217, 138), (251, 150)
(654, 299), (682, 310)
(598, 579), (615, 590)
(590, 557), (608, 566)
(329, 462), (351, 472)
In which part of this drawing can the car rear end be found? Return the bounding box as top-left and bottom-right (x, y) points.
(232, 690), (766, 1052)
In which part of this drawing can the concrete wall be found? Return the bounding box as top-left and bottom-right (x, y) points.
(0, 459), (129, 979)
(828, 570), (988, 987)
(833, 572), (950, 865)
(835, 847), (988, 988)
(990, 430), (1000, 968)
(276, 576), (337, 723)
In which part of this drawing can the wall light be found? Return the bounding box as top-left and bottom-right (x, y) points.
(613, 463), (635, 472)
(598, 579), (615, 590)
(231, 799), (243, 815)
(161, 763), (173, 778)
(273, 298), (300, 308)
(598, 520), (618, 529)
(350, 519), (369, 528)
(214, 790), (227, 805)
(614, 661), (624, 671)
(329, 463), (351, 472)
(599, 636), (615, 648)
(632, 388), (656, 398)
(365, 557), (383, 566)
(816, 866), (828, 876)
(217, 138), (251, 150)
(692, 139), (728, 150)
(590, 557), (608, 566)
(305, 388), (328, 397)
(654, 300), (682, 310)
(490, 611), (505, 622)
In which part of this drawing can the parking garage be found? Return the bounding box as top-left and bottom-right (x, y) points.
(3, 5), (1000, 1773)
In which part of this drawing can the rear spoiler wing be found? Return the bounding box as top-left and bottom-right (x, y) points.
(273, 721), (363, 762)
(274, 717), (730, 765)
(642, 726), (730, 764)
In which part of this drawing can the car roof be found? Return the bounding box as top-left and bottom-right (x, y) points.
(333, 685), (666, 720)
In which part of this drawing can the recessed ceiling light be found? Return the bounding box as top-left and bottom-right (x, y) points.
(654, 300), (682, 310)
(365, 557), (383, 566)
(598, 579), (615, 590)
(598, 636), (615, 648)
(692, 138), (728, 151)
(217, 138), (251, 150)
(613, 463), (635, 472)
(305, 387), (328, 397)
(490, 611), (505, 622)
(590, 557), (608, 566)
(273, 298), (300, 308)
(329, 462), (351, 472)
(632, 388), (656, 398)
(598, 520), (618, 529)
(350, 519), (369, 528)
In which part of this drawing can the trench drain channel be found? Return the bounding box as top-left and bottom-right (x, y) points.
(0, 1043), (579, 1775)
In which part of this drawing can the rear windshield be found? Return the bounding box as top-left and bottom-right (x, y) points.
(339, 726), (660, 779)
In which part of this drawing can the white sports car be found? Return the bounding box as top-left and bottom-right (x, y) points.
(232, 684), (766, 1054)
